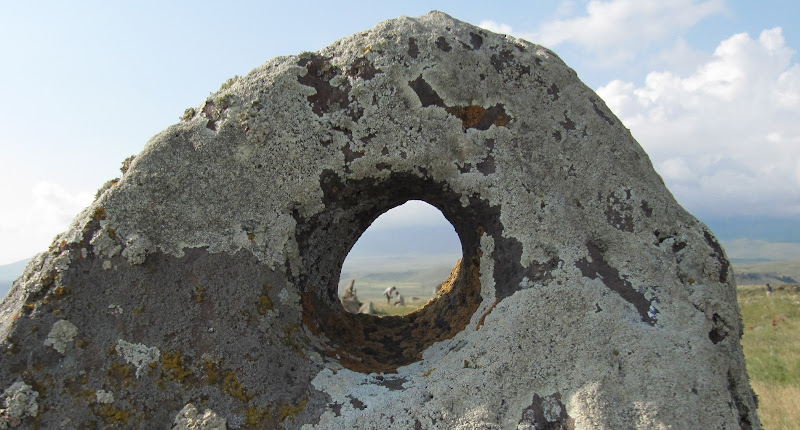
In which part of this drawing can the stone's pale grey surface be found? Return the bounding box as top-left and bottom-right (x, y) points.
(340, 279), (361, 313)
(358, 301), (374, 315)
(0, 11), (758, 429)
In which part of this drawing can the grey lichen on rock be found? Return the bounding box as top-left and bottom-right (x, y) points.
(115, 339), (161, 378)
(0, 381), (39, 428)
(172, 403), (227, 430)
(43, 319), (78, 354)
(0, 10), (759, 429)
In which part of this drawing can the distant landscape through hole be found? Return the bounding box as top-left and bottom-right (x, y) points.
(338, 200), (462, 316)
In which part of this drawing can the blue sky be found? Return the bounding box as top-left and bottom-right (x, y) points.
(1, 0), (799, 265)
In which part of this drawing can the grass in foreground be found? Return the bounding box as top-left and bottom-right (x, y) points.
(738, 284), (800, 429)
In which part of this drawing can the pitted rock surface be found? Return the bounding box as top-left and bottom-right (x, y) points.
(0, 11), (759, 429)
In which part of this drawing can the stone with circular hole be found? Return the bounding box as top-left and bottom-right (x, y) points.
(0, 11), (758, 429)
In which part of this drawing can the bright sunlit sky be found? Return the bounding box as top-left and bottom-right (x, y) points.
(1, 0), (799, 265)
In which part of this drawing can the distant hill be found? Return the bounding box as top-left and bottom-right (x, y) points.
(704, 216), (800, 243)
(340, 262), (456, 291)
(733, 259), (800, 286)
(722, 239), (800, 261)
(0, 257), (31, 300)
(345, 224), (461, 260)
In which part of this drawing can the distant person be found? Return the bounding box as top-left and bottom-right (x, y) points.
(394, 294), (405, 306)
(383, 286), (397, 304)
(766, 283), (772, 296)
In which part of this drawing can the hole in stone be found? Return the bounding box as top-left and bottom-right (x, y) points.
(338, 200), (462, 316)
(296, 174), (486, 373)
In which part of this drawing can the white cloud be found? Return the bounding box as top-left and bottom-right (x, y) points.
(796, 159), (800, 189)
(483, 0), (725, 66)
(0, 181), (93, 264)
(478, 20), (513, 35)
(597, 27), (800, 217)
(533, 0), (724, 48)
(649, 37), (711, 75)
(658, 158), (696, 182)
(554, 0), (579, 17)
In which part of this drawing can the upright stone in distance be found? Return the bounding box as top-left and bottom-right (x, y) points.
(0, 11), (758, 429)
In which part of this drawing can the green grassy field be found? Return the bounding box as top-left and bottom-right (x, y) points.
(738, 283), (800, 429)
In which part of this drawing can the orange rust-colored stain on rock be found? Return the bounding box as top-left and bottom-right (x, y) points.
(447, 105), (486, 128)
(476, 299), (499, 330)
(493, 114), (508, 127)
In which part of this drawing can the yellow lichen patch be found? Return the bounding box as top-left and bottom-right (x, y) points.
(93, 207), (107, 221)
(222, 370), (252, 402)
(101, 405), (131, 423)
(29, 377), (50, 398)
(78, 388), (95, 402)
(257, 295), (273, 315)
(161, 350), (193, 383)
(202, 357), (220, 385)
(279, 398), (308, 423)
(245, 405), (272, 428)
(147, 361), (159, 377)
(280, 323), (306, 357)
(422, 367), (436, 377)
(107, 361), (134, 388)
(194, 286), (206, 304)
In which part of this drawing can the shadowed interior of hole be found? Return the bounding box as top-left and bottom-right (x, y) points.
(338, 200), (462, 316)
(293, 172), (487, 372)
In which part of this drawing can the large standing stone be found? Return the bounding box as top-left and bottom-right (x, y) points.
(0, 11), (758, 429)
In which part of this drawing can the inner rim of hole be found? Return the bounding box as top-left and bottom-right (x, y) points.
(294, 174), (489, 373)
